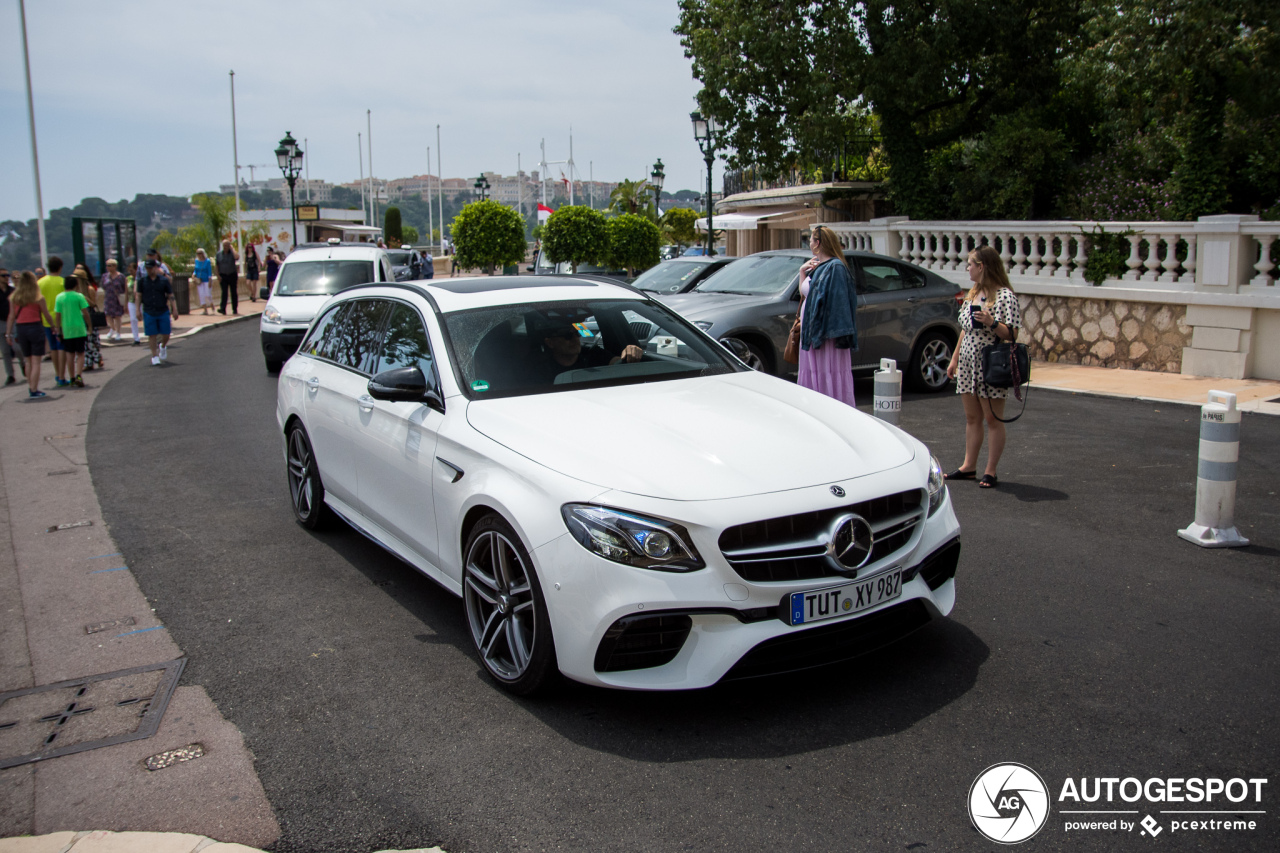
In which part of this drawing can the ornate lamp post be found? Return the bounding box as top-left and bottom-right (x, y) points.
(649, 158), (665, 220)
(690, 112), (720, 255)
(474, 174), (491, 201)
(274, 131), (304, 247)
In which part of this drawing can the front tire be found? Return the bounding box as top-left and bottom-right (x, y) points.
(908, 330), (954, 392)
(286, 424), (328, 529)
(723, 337), (770, 373)
(265, 358), (283, 374)
(463, 514), (558, 696)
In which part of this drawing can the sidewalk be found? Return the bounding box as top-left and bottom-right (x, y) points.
(1, 323), (1276, 853)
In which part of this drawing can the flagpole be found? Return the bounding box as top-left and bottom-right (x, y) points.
(427, 146), (433, 252)
(358, 132), (366, 224)
(19, 0), (47, 268)
(436, 124), (443, 250)
(367, 109), (376, 236)
(230, 70), (244, 275)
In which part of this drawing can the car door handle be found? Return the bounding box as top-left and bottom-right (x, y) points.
(307, 376), (320, 389)
(357, 395), (375, 411)
(906, 297), (919, 303)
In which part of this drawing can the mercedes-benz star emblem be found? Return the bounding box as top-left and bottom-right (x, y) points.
(826, 513), (874, 572)
(830, 485), (845, 498)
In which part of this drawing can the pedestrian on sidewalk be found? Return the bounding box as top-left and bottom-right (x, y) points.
(245, 244), (260, 302)
(265, 248), (280, 296)
(216, 239), (239, 315)
(101, 259), (127, 341)
(945, 244), (1023, 489)
(137, 260), (178, 366)
(0, 267), (18, 385)
(193, 248), (213, 315)
(37, 256), (69, 386)
(71, 270), (104, 373)
(54, 276), (92, 387)
(125, 261), (143, 345)
(4, 271), (54, 397)
(795, 225), (859, 407)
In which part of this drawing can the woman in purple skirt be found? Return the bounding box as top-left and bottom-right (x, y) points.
(797, 225), (858, 406)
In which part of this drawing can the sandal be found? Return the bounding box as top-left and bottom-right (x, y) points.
(979, 474), (998, 489)
(945, 468), (976, 481)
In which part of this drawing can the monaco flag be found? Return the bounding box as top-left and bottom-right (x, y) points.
(537, 203), (554, 223)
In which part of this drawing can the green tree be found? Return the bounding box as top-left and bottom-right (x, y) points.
(450, 200), (526, 274)
(607, 179), (651, 217)
(607, 214), (662, 277)
(152, 194), (266, 274)
(401, 225), (419, 245)
(384, 206), (403, 246)
(660, 207), (700, 249)
(542, 205), (609, 273)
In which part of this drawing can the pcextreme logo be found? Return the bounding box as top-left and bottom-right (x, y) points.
(969, 764), (1269, 844)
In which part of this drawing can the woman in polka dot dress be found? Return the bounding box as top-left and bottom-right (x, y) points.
(945, 244), (1022, 489)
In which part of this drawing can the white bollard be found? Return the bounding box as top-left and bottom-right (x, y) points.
(873, 358), (902, 426)
(1177, 390), (1249, 548)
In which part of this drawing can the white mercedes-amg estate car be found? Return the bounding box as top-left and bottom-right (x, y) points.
(276, 277), (961, 694)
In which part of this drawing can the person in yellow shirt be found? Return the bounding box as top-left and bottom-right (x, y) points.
(37, 255), (69, 386)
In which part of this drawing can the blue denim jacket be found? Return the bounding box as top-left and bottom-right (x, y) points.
(800, 258), (859, 351)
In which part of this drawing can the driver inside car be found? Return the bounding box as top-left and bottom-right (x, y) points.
(536, 321), (643, 383)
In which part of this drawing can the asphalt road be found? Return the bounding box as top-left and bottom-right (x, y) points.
(87, 319), (1279, 853)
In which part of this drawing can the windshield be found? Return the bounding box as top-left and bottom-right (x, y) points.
(632, 261), (709, 294)
(444, 298), (740, 398)
(274, 260), (375, 296)
(692, 254), (800, 296)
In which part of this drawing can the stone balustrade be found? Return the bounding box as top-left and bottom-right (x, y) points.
(826, 215), (1280, 380)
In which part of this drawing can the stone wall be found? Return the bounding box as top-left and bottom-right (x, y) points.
(1019, 295), (1192, 372)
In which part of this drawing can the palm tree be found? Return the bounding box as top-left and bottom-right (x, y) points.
(607, 179), (652, 218)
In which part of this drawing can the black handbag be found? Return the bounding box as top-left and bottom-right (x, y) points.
(90, 308), (108, 330)
(980, 333), (1030, 423)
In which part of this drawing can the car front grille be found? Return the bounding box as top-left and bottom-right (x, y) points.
(722, 600), (933, 681)
(718, 489), (925, 583)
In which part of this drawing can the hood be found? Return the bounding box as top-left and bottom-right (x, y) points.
(658, 290), (787, 320)
(465, 372), (914, 501)
(266, 293), (334, 324)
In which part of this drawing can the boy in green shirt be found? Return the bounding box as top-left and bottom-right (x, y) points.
(54, 279), (92, 388)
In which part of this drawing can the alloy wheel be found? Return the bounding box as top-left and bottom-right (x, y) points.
(465, 529), (537, 681)
(287, 427), (320, 525)
(915, 336), (953, 391)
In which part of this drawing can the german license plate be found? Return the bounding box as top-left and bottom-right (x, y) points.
(787, 569), (903, 626)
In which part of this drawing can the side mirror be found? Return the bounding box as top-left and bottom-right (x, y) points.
(718, 337), (752, 363)
(368, 367), (442, 410)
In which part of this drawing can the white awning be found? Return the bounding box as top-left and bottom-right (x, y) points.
(695, 207), (812, 231)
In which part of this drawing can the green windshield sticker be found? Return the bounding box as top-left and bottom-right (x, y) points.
(471, 380), (491, 393)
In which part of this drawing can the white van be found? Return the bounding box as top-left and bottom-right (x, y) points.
(260, 243), (393, 372)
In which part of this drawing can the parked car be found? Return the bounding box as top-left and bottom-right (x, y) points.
(259, 243), (393, 373)
(276, 277), (960, 695)
(629, 256), (734, 295)
(385, 248), (415, 282)
(531, 249), (628, 278)
(657, 249), (962, 391)
(682, 246), (711, 256)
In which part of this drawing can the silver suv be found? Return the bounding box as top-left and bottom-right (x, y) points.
(657, 249), (962, 392)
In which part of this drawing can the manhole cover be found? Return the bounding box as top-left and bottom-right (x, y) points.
(0, 658), (185, 769)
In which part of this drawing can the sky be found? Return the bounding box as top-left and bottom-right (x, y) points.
(0, 0), (725, 223)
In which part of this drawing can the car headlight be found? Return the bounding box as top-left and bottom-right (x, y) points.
(693, 320), (714, 331)
(562, 504), (705, 572)
(262, 305), (282, 324)
(927, 454), (946, 516)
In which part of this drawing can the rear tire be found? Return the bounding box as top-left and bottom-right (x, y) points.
(286, 424), (328, 529)
(908, 330), (953, 392)
(463, 514), (559, 696)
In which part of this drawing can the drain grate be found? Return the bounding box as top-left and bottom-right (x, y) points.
(0, 658), (185, 769)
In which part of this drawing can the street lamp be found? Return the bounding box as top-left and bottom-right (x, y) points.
(474, 174), (491, 201)
(274, 131), (304, 248)
(649, 158), (665, 219)
(690, 111), (720, 255)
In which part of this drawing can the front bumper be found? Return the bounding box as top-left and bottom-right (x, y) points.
(261, 326), (308, 362)
(532, 472), (961, 690)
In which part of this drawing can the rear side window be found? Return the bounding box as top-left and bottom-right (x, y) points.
(300, 303), (344, 357)
(857, 261), (925, 292)
(275, 260), (375, 295)
(322, 299), (390, 374)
